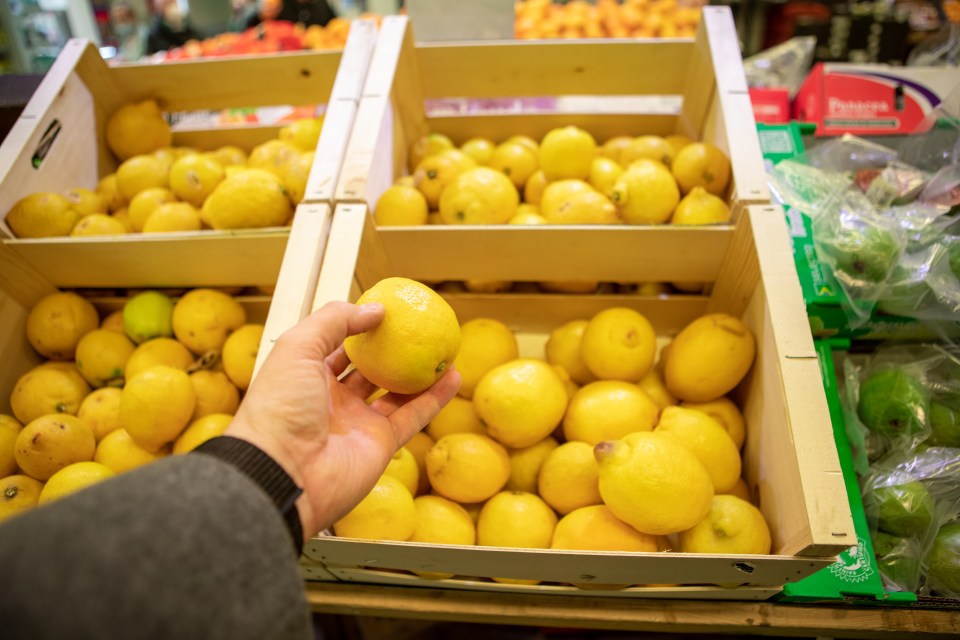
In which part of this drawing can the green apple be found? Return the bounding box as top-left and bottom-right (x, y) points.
(947, 240), (960, 280)
(926, 522), (960, 596)
(929, 401), (960, 447)
(123, 291), (174, 344)
(872, 531), (922, 590)
(877, 265), (932, 318)
(857, 369), (929, 440)
(869, 480), (935, 537)
(821, 224), (898, 283)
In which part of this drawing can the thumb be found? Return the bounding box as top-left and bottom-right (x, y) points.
(286, 301), (385, 358)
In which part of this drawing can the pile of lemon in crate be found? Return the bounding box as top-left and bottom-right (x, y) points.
(5, 100), (322, 238)
(0, 288), (261, 520)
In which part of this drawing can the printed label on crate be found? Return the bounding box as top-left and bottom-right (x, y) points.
(424, 97), (558, 116)
(827, 536), (876, 584)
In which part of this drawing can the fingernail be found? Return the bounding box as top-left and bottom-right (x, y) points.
(360, 303), (383, 312)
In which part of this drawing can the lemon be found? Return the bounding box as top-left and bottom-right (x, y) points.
(125, 337), (195, 379)
(538, 441), (603, 515)
(453, 318), (518, 399)
(77, 387), (123, 442)
(11, 365), (91, 425)
(344, 278), (460, 395)
(681, 397), (746, 450)
(190, 370), (240, 419)
(489, 141), (539, 189)
(120, 365), (197, 452)
(563, 381), (659, 445)
(505, 436), (559, 493)
(405, 431), (435, 496)
(726, 477), (752, 503)
(221, 323), (263, 391)
(0, 475), (44, 522)
(473, 359), (567, 449)
(664, 134), (694, 156)
(610, 160), (680, 224)
(106, 99), (172, 161)
(26, 292), (99, 360)
(477, 491), (557, 553)
(438, 167), (519, 225)
(672, 142), (731, 196)
(71, 213), (127, 236)
(333, 474), (416, 541)
(206, 145), (248, 167)
(411, 495), (476, 577)
(427, 396), (486, 441)
(539, 126), (597, 181)
(540, 281), (600, 294)
(664, 313), (755, 403)
(152, 147), (178, 174)
(95, 428), (168, 473)
(539, 179), (592, 214)
(581, 307), (657, 382)
(246, 140), (302, 179)
(655, 406), (741, 493)
(169, 154), (225, 206)
(523, 170), (549, 205)
(374, 184), (429, 226)
(116, 154), (169, 202)
(122, 290), (174, 345)
(409, 133), (454, 169)
(96, 174), (126, 212)
(600, 136), (633, 166)
(460, 137), (496, 166)
(75, 328), (136, 387)
(383, 446), (420, 496)
(15, 414), (96, 481)
(38, 461), (115, 504)
(172, 288), (247, 356)
(621, 135), (676, 168)
(505, 135), (539, 155)
(638, 368), (678, 411)
(64, 188), (104, 217)
(552, 364), (580, 401)
(508, 210), (547, 225)
(128, 187), (177, 232)
(5, 192), (80, 238)
(172, 413), (232, 454)
(588, 157), (625, 197)
(463, 280), (512, 293)
(426, 433), (510, 504)
(413, 152), (464, 210)
(541, 187), (619, 225)
(279, 116), (324, 152)
(0, 415), (23, 477)
(112, 207), (134, 232)
(595, 431), (714, 535)
(552, 504), (659, 552)
(201, 169), (292, 230)
(544, 319), (596, 385)
(671, 187), (731, 225)
(678, 495), (771, 555)
(283, 151), (314, 205)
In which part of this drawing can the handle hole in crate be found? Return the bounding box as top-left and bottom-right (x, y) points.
(31, 119), (62, 170)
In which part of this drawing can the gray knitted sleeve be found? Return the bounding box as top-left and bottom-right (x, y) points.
(0, 454), (312, 640)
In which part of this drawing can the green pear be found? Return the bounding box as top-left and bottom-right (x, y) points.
(857, 369), (929, 440)
(821, 225), (898, 283)
(872, 531), (922, 590)
(123, 291), (174, 344)
(869, 480), (935, 537)
(926, 522), (960, 596)
(929, 402), (960, 447)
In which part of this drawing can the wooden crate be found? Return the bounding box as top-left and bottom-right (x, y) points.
(0, 19), (378, 291)
(294, 203), (855, 599)
(334, 8), (769, 217)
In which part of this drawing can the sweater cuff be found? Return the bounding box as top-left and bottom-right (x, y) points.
(193, 436), (303, 552)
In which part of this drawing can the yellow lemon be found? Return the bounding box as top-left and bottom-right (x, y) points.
(221, 323), (263, 391)
(438, 167), (519, 225)
(523, 170), (549, 205)
(410, 495), (476, 577)
(508, 210), (547, 225)
(112, 207), (133, 232)
(671, 186), (731, 225)
(116, 154), (169, 201)
(206, 145), (248, 167)
(120, 365), (197, 452)
(439, 148), (478, 175)
(190, 370), (240, 419)
(544, 319), (596, 385)
(38, 461), (115, 504)
(106, 99), (172, 161)
(26, 291), (99, 360)
(595, 431), (714, 535)
(678, 495), (771, 555)
(489, 141), (539, 189)
(413, 152), (463, 210)
(581, 307), (657, 382)
(64, 188), (104, 217)
(477, 491), (557, 555)
(505, 135), (539, 155)
(143, 202), (201, 233)
(246, 140), (302, 179)
(454, 318), (518, 399)
(541, 186), (619, 225)
(655, 406), (741, 493)
(664, 313), (755, 403)
(95, 428), (169, 473)
(169, 153), (225, 206)
(588, 156), (625, 197)
(459, 137), (496, 166)
(172, 289), (247, 356)
(201, 169), (292, 230)
(600, 136), (633, 166)
(539, 126), (597, 181)
(426, 433), (510, 504)
(538, 178), (592, 214)
(96, 174), (126, 212)
(563, 381), (659, 445)
(726, 476), (752, 503)
(128, 187), (177, 232)
(552, 504), (659, 552)
(383, 446), (420, 497)
(473, 359), (567, 449)
(0, 415), (23, 477)
(71, 213), (127, 236)
(681, 397), (746, 450)
(427, 396), (486, 441)
(610, 160), (680, 225)
(551, 364), (580, 402)
(409, 133), (454, 169)
(638, 368), (678, 411)
(75, 328), (136, 388)
(671, 142), (731, 196)
(505, 436), (559, 493)
(172, 413), (232, 454)
(333, 474), (416, 541)
(152, 147), (178, 174)
(621, 135), (676, 168)
(463, 279), (512, 293)
(10, 365), (91, 425)
(405, 431), (435, 495)
(77, 387), (123, 442)
(279, 116), (324, 152)
(14, 414), (96, 481)
(374, 184), (429, 226)
(664, 134), (694, 156)
(344, 278), (460, 395)
(6, 192), (81, 238)
(538, 441), (603, 515)
(125, 338), (195, 379)
(283, 151), (314, 205)
(0, 474), (44, 522)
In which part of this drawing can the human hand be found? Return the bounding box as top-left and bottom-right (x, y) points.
(225, 301), (461, 540)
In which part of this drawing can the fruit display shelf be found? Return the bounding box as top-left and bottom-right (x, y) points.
(0, 20), (377, 292)
(290, 204), (855, 599)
